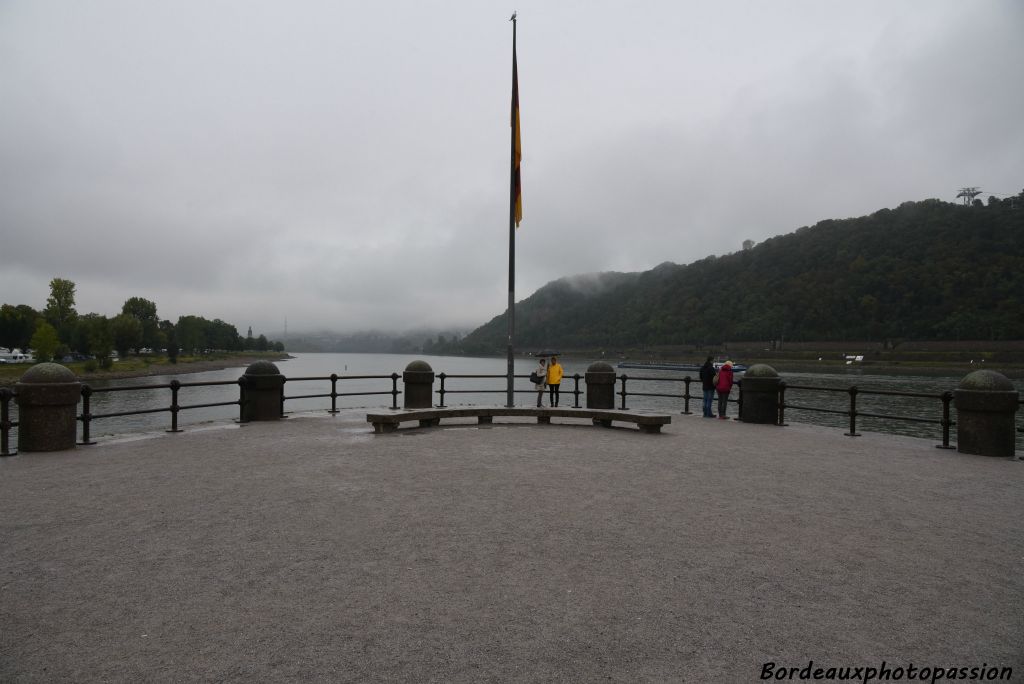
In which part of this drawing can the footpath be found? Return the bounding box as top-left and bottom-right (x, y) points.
(1, 410), (1021, 682)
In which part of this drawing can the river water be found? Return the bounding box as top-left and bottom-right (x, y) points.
(3, 353), (1023, 448)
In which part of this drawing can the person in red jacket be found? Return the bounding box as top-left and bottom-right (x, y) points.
(715, 360), (735, 419)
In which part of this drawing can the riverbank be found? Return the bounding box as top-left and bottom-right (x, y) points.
(549, 354), (1023, 379)
(0, 352), (291, 386)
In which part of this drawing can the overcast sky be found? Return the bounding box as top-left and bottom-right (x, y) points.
(1, 1), (1021, 337)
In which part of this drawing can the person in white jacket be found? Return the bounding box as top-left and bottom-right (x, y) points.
(532, 358), (547, 407)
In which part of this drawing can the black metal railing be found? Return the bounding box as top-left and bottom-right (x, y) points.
(776, 382), (956, 449)
(614, 374), (697, 413)
(2, 369), (1021, 453)
(435, 373), (586, 408)
(1, 387), (16, 456)
(0, 372), (406, 455)
(79, 379), (244, 445)
(283, 374), (401, 413)
(434, 373), (961, 448)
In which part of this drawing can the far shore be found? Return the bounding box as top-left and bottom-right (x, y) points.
(0, 353), (291, 387)
(604, 357), (1024, 379)
(3, 350), (1022, 387)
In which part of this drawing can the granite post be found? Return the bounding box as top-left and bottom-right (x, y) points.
(954, 370), (1019, 458)
(15, 363), (82, 452)
(403, 360), (435, 409)
(585, 362), (616, 410)
(739, 364), (782, 425)
(241, 361), (285, 421)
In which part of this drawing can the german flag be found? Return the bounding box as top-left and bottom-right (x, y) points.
(511, 25), (522, 227)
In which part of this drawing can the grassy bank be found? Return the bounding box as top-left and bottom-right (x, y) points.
(0, 352), (290, 386)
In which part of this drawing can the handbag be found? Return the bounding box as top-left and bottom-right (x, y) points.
(529, 371), (541, 384)
(712, 372), (719, 385)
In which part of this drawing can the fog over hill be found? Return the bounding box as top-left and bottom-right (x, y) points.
(444, 196), (1024, 354)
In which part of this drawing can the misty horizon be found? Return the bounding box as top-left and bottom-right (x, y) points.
(2, 1), (1021, 334)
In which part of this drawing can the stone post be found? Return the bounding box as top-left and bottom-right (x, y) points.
(241, 361), (285, 421)
(403, 360), (435, 409)
(954, 370), (1019, 458)
(739, 364), (781, 425)
(15, 363), (82, 452)
(585, 362), (616, 410)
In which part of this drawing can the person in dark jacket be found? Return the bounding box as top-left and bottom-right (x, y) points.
(699, 356), (716, 417)
(716, 360), (735, 419)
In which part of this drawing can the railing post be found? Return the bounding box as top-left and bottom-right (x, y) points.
(79, 384), (96, 445)
(329, 373), (339, 414)
(280, 377), (287, 417)
(167, 380), (182, 433)
(619, 374), (628, 410)
(936, 390), (954, 449)
(436, 373), (447, 408)
(391, 372), (400, 409)
(777, 381), (787, 426)
(682, 376), (692, 415)
(0, 387), (14, 456)
(845, 386), (860, 437)
(736, 379), (743, 421)
(237, 376), (248, 424)
(572, 373), (581, 408)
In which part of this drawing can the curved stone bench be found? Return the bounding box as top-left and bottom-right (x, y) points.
(366, 406), (671, 434)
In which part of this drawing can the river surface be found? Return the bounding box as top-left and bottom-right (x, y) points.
(4, 353), (1023, 448)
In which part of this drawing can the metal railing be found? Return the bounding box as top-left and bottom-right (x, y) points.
(78, 379), (244, 445)
(436, 373), (963, 449)
(0, 387), (15, 456)
(2, 369), (1021, 454)
(777, 382), (956, 449)
(284, 374), (401, 413)
(0, 373), (404, 455)
(435, 373), (585, 408)
(614, 374), (697, 413)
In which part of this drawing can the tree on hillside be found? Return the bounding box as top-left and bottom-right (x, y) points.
(111, 314), (143, 358)
(44, 278), (77, 344)
(0, 304), (40, 351)
(176, 316), (208, 355)
(121, 297), (160, 353)
(457, 198), (1024, 350)
(74, 313), (115, 367)
(29, 320), (60, 362)
(207, 319), (242, 351)
(158, 319), (178, 362)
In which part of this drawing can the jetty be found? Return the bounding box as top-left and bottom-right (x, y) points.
(1, 409), (1021, 681)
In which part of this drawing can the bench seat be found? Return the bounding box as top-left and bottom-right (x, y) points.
(366, 406), (671, 434)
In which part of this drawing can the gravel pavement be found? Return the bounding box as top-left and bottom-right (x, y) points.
(1, 410), (1022, 682)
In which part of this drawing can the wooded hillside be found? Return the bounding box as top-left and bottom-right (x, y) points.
(456, 197), (1024, 354)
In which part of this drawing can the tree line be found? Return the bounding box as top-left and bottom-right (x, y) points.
(0, 278), (285, 366)
(447, 194), (1024, 354)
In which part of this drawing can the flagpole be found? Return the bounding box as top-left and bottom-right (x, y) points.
(505, 13), (518, 407)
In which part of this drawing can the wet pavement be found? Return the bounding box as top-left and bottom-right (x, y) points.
(2, 409), (1022, 682)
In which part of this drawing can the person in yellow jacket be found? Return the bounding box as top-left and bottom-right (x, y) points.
(546, 355), (564, 407)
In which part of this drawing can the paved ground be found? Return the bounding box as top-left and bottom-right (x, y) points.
(1, 410), (1022, 683)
